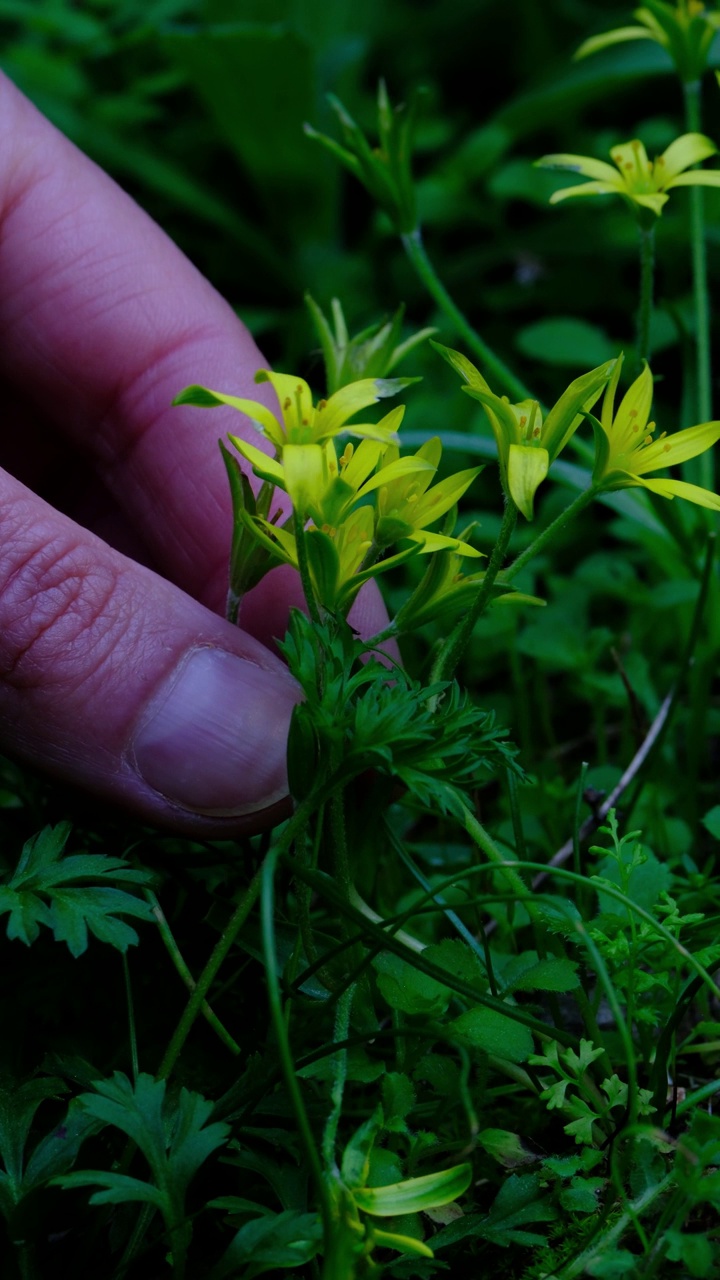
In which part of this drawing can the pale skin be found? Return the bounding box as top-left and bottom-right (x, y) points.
(0, 73), (388, 835)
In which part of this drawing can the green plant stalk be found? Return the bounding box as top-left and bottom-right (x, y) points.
(122, 953), (139, 1083)
(504, 486), (598, 582)
(145, 890), (241, 1057)
(461, 807), (538, 919)
(322, 984), (355, 1171)
(261, 845), (336, 1252)
(431, 497), (518, 682)
(685, 80), (713, 481)
(401, 229), (532, 401)
(156, 801), (316, 1081)
(636, 224), (655, 368)
(295, 514), (322, 625)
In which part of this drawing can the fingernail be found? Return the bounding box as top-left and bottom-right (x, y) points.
(132, 647), (299, 815)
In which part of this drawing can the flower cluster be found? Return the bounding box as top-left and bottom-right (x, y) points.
(175, 369), (484, 618)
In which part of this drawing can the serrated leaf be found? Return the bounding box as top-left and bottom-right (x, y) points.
(0, 827), (154, 955)
(209, 1210), (322, 1279)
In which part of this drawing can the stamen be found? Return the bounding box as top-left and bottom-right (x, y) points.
(339, 443), (354, 468)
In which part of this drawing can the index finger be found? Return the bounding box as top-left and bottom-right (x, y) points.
(0, 72), (280, 624)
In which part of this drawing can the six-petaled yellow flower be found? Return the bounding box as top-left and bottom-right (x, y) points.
(433, 343), (616, 519)
(537, 133), (720, 218)
(590, 354), (720, 508)
(174, 368), (417, 451)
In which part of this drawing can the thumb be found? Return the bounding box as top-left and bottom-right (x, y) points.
(1, 473), (300, 832)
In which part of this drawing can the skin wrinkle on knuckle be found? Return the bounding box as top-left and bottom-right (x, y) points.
(0, 526), (132, 696)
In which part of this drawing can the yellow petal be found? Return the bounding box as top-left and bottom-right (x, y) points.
(508, 444), (549, 521)
(658, 132), (717, 183)
(228, 434), (285, 486)
(610, 139), (652, 186)
(637, 476), (720, 511)
(574, 27), (653, 60)
(184, 389), (283, 445)
(666, 171), (720, 190)
(255, 370), (314, 439)
(549, 181), (624, 204)
(610, 363), (654, 458)
(317, 380), (409, 438)
(632, 421), (720, 475)
(282, 443), (326, 514)
(536, 153), (623, 185)
(407, 531), (484, 556)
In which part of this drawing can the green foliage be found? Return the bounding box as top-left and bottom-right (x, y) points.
(4, 1), (720, 1277)
(0, 823), (154, 955)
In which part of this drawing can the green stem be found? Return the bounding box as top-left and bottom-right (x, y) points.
(431, 497), (518, 682)
(636, 223), (655, 368)
(122, 954), (139, 1083)
(401, 229), (532, 401)
(146, 890), (241, 1058)
(261, 845), (335, 1248)
(295, 515), (322, 625)
(503, 486), (598, 583)
(684, 79), (713, 457)
(156, 802), (315, 1081)
(461, 807), (536, 915)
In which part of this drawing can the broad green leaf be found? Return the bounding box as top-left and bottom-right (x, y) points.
(450, 1007), (534, 1063)
(515, 318), (617, 369)
(510, 957), (581, 994)
(373, 951), (452, 1017)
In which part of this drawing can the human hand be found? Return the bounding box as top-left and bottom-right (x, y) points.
(0, 73), (387, 834)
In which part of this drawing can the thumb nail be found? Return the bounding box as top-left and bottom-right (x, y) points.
(132, 647), (299, 816)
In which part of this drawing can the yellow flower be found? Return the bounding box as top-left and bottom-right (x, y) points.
(374, 437), (482, 550)
(434, 342), (616, 519)
(590, 354), (720, 507)
(537, 133), (720, 218)
(174, 368), (417, 451)
(575, 2), (720, 85)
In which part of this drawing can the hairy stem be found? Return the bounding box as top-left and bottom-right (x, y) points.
(504, 486), (598, 583)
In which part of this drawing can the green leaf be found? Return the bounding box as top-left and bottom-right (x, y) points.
(381, 1074), (416, 1135)
(478, 1129), (537, 1168)
(510, 957), (581, 993)
(702, 806), (720, 841)
(0, 826), (154, 955)
(480, 1173), (557, 1246)
(450, 1007), (534, 1063)
(374, 951), (452, 1017)
(515, 318), (617, 369)
(59, 1072), (230, 1244)
(210, 1210), (322, 1279)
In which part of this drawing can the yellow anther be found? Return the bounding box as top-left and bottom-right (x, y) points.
(339, 443), (354, 468)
